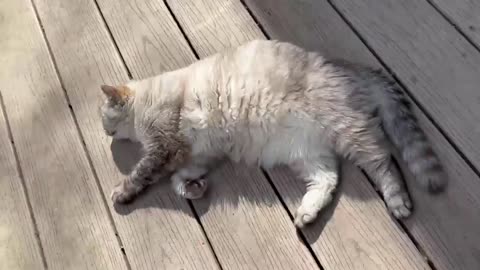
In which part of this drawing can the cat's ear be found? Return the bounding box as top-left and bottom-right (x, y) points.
(101, 85), (123, 104)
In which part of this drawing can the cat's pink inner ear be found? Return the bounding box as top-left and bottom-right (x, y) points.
(101, 85), (121, 101)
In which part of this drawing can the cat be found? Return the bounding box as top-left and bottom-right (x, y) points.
(100, 40), (446, 228)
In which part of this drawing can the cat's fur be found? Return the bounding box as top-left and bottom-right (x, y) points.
(100, 40), (446, 228)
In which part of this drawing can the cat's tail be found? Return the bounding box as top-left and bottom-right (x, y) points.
(379, 80), (447, 193)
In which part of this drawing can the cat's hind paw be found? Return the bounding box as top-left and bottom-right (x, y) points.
(294, 205), (319, 229)
(174, 178), (208, 200)
(386, 192), (412, 219)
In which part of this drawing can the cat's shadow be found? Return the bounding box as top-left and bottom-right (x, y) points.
(110, 139), (374, 244)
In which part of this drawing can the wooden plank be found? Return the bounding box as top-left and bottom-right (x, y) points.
(429, 0), (480, 48)
(329, 0), (480, 172)
(0, 0), (127, 269)
(0, 102), (44, 269)
(166, 0), (319, 268)
(95, 0), (196, 78)
(32, 0), (220, 269)
(269, 164), (429, 270)
(167, 0), (430, 269)
(194, 162), (319, 269)
(166, 0), (263, 56)
(243, 0), (480, 269)
(99, 0), (318, 268)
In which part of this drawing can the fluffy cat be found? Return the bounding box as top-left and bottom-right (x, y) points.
(100, 40), (446, 228)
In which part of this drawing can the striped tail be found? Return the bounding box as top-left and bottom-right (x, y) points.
(379, 82), (447, 193)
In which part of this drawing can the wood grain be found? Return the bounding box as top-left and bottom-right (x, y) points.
(166, 0), (264, 56)
(269, 164), (429, 270)
(33, 0), (220, 269)
(168, 0), (431, 269)
(194, 162), (319, 269)
(0, 98), (44, 269)
(329, 0), (480, 172)
(100, 0), (319, 268)
(0, 0), (127, 269)
(429, 0), (480, 48)
(95, 0), (196, 78)
(243, 0), (480, 269)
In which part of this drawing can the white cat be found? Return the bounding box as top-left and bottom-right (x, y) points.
(100, 40), (446, 228)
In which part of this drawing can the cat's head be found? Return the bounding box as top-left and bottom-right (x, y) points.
(100, 84), (135, 140)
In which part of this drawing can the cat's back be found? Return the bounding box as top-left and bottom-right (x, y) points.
(221, 40), (316, 80)
(181, 41), (344, 164)
(188, 39), (320, 82)
(182, 40), (332, 126)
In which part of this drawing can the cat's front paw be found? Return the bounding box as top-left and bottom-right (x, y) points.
(110, 181), (138, 204)
(386, 192), (412, 219)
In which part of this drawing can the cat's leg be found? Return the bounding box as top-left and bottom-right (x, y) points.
(111, 157), (166, 204)
(111, 138), (187, 204)
(359, 154), (412, 219)
(110, 149), (176, 204)
(338, 126), (412, 219)
(291, 153), (339, 228)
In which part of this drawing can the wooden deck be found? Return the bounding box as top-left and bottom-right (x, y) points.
(1, 0), (479, 269)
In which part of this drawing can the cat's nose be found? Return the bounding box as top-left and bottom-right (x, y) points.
(106, 130), (116, 136)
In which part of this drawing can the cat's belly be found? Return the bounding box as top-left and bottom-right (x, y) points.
(189, 119), (330, 168)
(259, 126), (330, 168)
(228, 126), (329, 168)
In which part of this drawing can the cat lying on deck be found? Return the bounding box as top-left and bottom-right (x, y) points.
(99, 40), (446, 228)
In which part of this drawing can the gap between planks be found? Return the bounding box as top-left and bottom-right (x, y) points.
(0, 91), (48, 269)
(92, 0), (133, 79)
(162, 0), (201, 59)
(320, 1), (442, 267)
(236, 5), (329, 264)
(324, 0), (480, 180)
(240, 0), (430, 266)
(29, 0), (133, 268)
(240, 0), (480, 269)
(2, 0), (129, 267)
(162, 0), (319, 267)
(32, 0), (222, 269)
(90, 1), (223, 267)
(162, 0), (322, 266)
(166, 0), (432, 268)
(424, 0), (480, 53)
(326, 0), (480, 180)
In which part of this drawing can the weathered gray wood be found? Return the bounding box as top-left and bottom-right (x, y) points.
(269, 164), (430, 270)
(95, 0), (196, 78)
(33, 0), (220, 269)
(100, 0), (319, 268)
(0, 0), (128, 269)
(430, 0), (480, 48)
(329, 0), (480, 172)
(194, 162), (319, 269)
(0, 96), (44, 269)
(243, 0), (480, 269)
(167, 0), (264, 56)
(167, 0), (432, 269)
